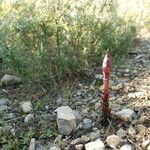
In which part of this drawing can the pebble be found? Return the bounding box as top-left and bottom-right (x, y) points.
(20, 101), (33, 113)
(106, 134), (121, 148)
(127, 126), (136, 136)
(142, 140), (150, 149)
(0, 98), (10, 106)
(89, 131), (101, 140)
(120, 144), (134, 150)
(82, 118), (93, 129)
(24, 114), (34, 123)
(75, 144), (84, 150)
(116, 128), (126, 138)
(28, 138), (36, 150)
(55, 106), (76, 135)
(85, 139), (105, 150)
(114, 109), (135, 122)
(3, 113), (16, 120)
(1, 74), (21, 86)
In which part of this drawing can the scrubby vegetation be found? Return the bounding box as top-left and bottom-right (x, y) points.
(0, 0), (137, 82)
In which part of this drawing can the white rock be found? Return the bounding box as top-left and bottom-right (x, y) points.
(0, 98), (10, 106)
(28, 138), (36, 150)
(142, 140), (150, 149)
(95, 102), (101, 111)
(1, 74), (21, 86)
(106, 135), (121, 148)
(128, 93), (136, 98)
(50, 147), (60, 150)
(116, 128), (126, 138)
(24, 114), (34, 123)
(20, 101), (33, 113)
(85, 139), (105, 150)
(115, 109), (135, 121)
(120, 144), (134, 150)
(94, 74), (103, 80)
(55, 106), (76, 135)
(127, 126), (136, 136)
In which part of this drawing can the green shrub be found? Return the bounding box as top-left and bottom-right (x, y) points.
(0, 0), (137, 81)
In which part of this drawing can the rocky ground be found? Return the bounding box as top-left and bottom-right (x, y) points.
(0, 32), (150, 150)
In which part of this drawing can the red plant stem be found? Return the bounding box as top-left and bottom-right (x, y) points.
(102, 50), (112, 118)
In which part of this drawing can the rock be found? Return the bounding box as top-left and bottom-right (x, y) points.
(1, 74), (21, 86)
(0, 105), (10, 111)
(0, 98), (10, 106)
(82, 118), (93, 129)
(137, 124), (147, 134)
(120, 144), (134, 150)
(70, 138), (84, 146)
(3, 113), (16, 120)
(24, 114), (34, 123)
(85, 139), (105, 150)
(81, 108), (89, 117)
(112, 83), (123, 90)
(128, 93), (136, 98)
(73, 110), (82, 123)
(116, 128), (126, 138)
(114, 109), (135, 121)
(50, 147), (61, 150)
(81, 135), (91, 143)
(28, 138), (36, 150)
(127, 126), (136, 136)
(75, 144), (84, 150)
(55, 106), (76, 135)
(94, 74), (103, 80)
(89, 131), (101, 140)
(139, 115), (149, 123)
(95, 102), (101, 111)
(20, 101), (33, 113)
(142, 140), (150, 149)
(106, 134), (121, 148)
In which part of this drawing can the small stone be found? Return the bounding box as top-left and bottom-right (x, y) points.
(1, 74), (21, 86)
(112, 83), (123, 90)
(120, 144), (134, 150)
(0, 98), (10, 106)
(94, 74), (103, 80)
(50, 147), (61, 150)
(116, 128), (126, 138)
(70, 138), (84, 145)
(82, 118), (92, 129)
(142, 140), (150, 149)
(73, 110), (82, 123)
(20, 101), (33, 113)
(128, 93), (136, 98)
(139, 115), (149, 123)
(81, 108), (89, 117)
(95, 102), (101, 111)
(3, 113), (16, 120)
(114, 109), (135, 122)
(54, 135), (62, 145)
(81, 135), (91, 143)
(137, 124), (147, 134)
(106, 134), (121, 148)
(28, 138), (36, 150)
(55, 106), (76, 135)
(24, 114), (34, 123)
(127, 126), (136, 136)
(89, 131), (100, 140)
(0, 105), (10, 111)
(75, 144), (84, 150)
(85, 139), (105, 150)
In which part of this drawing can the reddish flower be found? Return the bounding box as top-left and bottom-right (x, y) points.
(101, 50), (112, 118)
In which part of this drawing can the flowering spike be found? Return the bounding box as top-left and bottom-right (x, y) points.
(101, 50), (112, 118)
